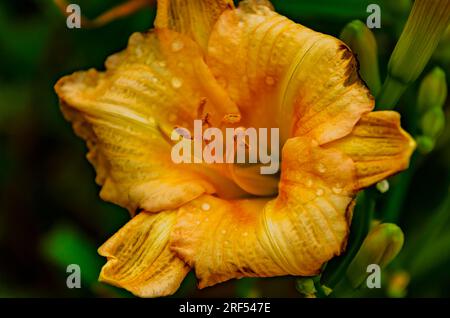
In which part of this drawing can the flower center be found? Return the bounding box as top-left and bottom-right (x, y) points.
(169, 119), (281, 198)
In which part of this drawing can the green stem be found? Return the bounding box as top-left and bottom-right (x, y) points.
(322, 191), (375, 289)
(312, 276), (327, 298)
(376, 75), (408, 110)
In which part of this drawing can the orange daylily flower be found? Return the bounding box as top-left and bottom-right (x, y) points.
(55, 0), (416, 297)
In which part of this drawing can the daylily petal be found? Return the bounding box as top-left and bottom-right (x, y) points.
(55, 29), (242, 213)
(206, 0), (374, 144)
(98, 211), (190, 297)
(170, 138), (357, 288)
(325, 111), (416, 189)
(155, 0), (234, 50)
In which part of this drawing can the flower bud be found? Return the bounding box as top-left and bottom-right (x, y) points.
(340, 20), (381, 95)
(416, 135), (436, 154)
(346, 223), (404, 288)
(417, 67), (447, 114)
(387, 270), (410, 298)
(295, 278), (316, 298)
(377, 0), (450, 109)
(420, 107), (446, 139)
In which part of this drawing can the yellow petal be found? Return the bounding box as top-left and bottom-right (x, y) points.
(170, 138), (357, 288)
(325, 111), (416, 189)
(206, 0), (373, 144)
(55, 29), (242, 212)
(155, 0), (234, 50)
(98, 211), (190, 297)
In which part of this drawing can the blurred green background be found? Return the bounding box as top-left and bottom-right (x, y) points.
(0, 0), (449, 298)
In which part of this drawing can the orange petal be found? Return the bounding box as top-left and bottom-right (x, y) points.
(55, 29), (242, 213)
(98, 211), (190, 297)
(170, 138), (357, 288)
(155, 0), (234, 50)
(206, 0), (373, 144)
(325, 111), (416, 189)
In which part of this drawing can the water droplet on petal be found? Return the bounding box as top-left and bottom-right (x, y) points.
(201, 203), (210, 211)
(332, 184), (343, 194)
(171, 77), (183, 89)
(317, 163), (327, 174)
(265, 76), (275, 86)
(171, 39), (184, 52)
(316, 188), (324, 196)
(306, 179), (313, 187)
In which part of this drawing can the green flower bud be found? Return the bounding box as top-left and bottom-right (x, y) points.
(295, 278), (316, 298)
(416, 135), (436, 154)
(346, 223), (404, 288)
(417, 67), (447, 114)
(340, 20), (381, 95)
(387, 270), (410, 298)
(377, 0), (450, 109)
(421, 107), (446, 139)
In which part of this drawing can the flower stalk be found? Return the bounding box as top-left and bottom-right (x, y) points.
(346, 223), (404, 289)
(377, 0), (450, 109)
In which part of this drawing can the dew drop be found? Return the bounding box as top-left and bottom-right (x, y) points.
(171, 77), (183, 89)
(316, 188), (324, 196)
(171, 39), (184, 52)
(265, 76), (275, 86)
(317, 163), (327, 174)
(332, 184), (343, 194)
(376, 180), (390, 193)
(201, 203), (210, 211)
(306, 179), (313, 187)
